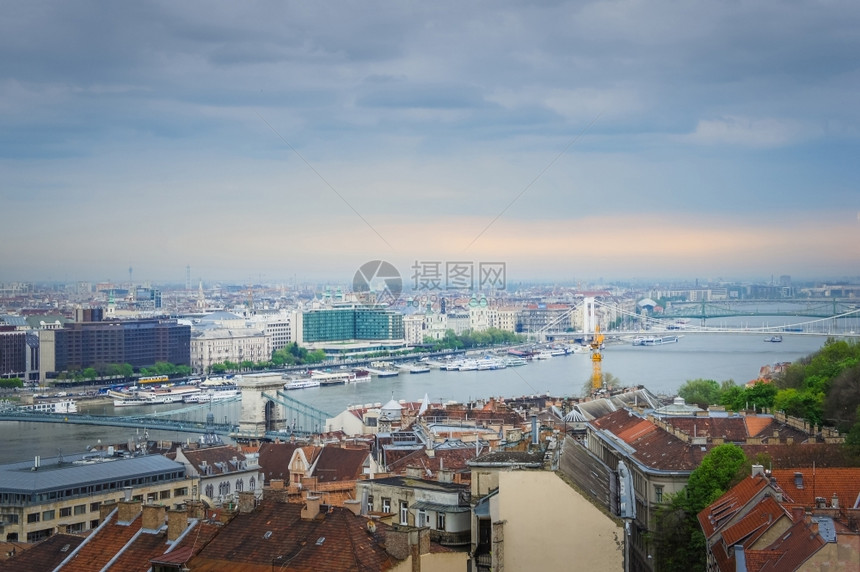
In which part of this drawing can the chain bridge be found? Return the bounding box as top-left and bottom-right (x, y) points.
(0, 374), (333, 442)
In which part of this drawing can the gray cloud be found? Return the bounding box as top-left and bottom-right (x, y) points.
(1, 1), (858, 281)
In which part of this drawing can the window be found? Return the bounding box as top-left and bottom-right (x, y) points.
(400, 501), (408, 525)
(68, 522), (85, 533)
(90, 502), (101, 512)
(235, 479), (244, 493)
(367, 494), (374, 514)
(90, 519), (99, 529)
(417, 510), (427, 527)
(73, 505), (86, 515)
(654, 486), (664, 504)
(60, 507), (72, 517)
(27, 513), (40, 524)
(174, 487), (188, 497)
(382, 498), (391, 513)
(42, 510), (55, 521)
(249, 477), (256, 491)
(436, 513), (446, 531)
(160, 490), (171, 500)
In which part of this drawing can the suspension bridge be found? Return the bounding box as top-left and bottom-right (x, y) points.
(0, 387), (334, 441)
(530, 298), (860, 341)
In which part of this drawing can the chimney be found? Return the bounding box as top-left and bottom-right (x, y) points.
(531, 415), (538, 446)
(99, 501), (117, 523)
(437, 468), (453, 484)
(792, 507), (805, 522)
(167, 509), (188, 541)
(406, 466), (423, 478)
(810, 520), (819, 536)
(301, 495), (321, 520)
(238, 491), (256, 514)
(343, 499), (361, 516)
(117, 499), (142, 524)
(186, 500), (206, 520)
(734, 545), (746, 571)
(142, 504), (167, 531)
(751, 464), (765, 478)
(832, 493), (839, 509)
(270, 479), (285, 490)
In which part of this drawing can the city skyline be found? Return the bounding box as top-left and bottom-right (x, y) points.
(2, 1), (859, 283)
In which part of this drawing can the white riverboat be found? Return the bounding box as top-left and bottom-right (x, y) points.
(24, 399), (78, 414)
(283, 379), (322, 390)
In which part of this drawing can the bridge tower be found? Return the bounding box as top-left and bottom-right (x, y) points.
(583, 297), (597, 335)
(236, 373), (286, 436)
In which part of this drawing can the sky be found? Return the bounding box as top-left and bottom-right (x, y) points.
(1, 0), (859, 287)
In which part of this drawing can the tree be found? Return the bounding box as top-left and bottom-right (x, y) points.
(652, 444), (746, 572)
(824, 363), (860, 430)
(686, 443), (747, 509)
(0, 378), (23, 389)
(305, 349), (326, 364)
(743, 381), (778, 412)
(678, 379), (721, 408)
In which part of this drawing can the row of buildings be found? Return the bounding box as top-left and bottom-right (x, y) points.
(2, 294), (628, 380)
(3, 382), (860, 570)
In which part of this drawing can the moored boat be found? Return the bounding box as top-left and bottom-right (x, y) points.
(24, 398), (78, 414)
(283, 379), (322, 390)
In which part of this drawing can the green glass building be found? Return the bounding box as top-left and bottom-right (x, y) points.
(302, 307), (404, 343)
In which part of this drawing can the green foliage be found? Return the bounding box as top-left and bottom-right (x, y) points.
(774, 388), (824, 426)
(271, 342), (326, 366)
(0, 378), (23, 389)
(686, 444), (747, 509)
(770, 338), (860, 431)
(138, 362), (190, 378)
(678, 379), (721, 408)
(652, 444), (747, 572)
(424, 328), (522, 351)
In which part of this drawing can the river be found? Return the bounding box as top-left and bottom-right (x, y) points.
(0, 332), (838, 464)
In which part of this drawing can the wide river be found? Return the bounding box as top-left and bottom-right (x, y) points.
(0, 332), (840, 464)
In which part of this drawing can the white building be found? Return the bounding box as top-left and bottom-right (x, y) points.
(403, 314), (425, 345)
(173, 445), (263, 507)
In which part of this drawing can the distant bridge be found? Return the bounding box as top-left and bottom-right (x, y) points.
(0, 410), (236, 435)
(0, 388), (333, 441)
(660, 300), (857, 321)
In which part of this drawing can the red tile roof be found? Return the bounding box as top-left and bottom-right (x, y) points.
(61, 511), (143, 572)
(311, 447), (369, 483)
(0, 534), (84, 572)
(187, 500), (399, 571)
(258, 442), (300, 482)
(387, 447), (478, 476)
(709, 495), (793, 572)
(744, 416), (773, 439)
(592, 409), (707, 472)
(749, 517), (826, 572)
(181, 445), (249, 476)
(698, 474), (771, 539)
(770, 467), (860, 509)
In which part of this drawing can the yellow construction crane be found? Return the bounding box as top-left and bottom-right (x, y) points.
(590, 325), (605, 391)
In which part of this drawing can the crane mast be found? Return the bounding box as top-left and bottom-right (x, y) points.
(590, 325), (604, 391)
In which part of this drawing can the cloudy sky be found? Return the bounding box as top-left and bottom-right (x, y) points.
(2, 0), (858, 286)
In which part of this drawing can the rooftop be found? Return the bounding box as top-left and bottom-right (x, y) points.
(0, 453), (186, 495)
